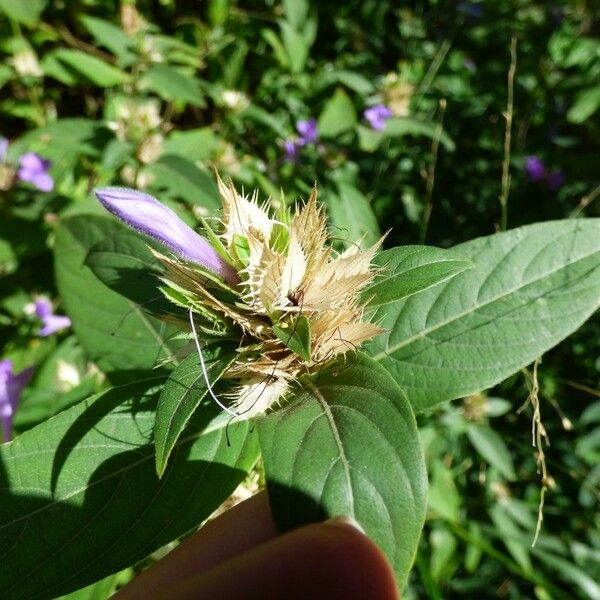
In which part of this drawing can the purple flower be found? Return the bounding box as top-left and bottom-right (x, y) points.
(18, 152), (54, 192)
(283, 139), (300, 161)
(95, 187), (239, 284)
(546, 169), (564, 191)
(0, 359), (34, 442)
(364, 105), (393, 131)
(34, 297), (71, 337)
(524, 155), (546, 182)
(296, 119), (319, 145)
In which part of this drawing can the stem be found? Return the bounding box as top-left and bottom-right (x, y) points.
(499, 36), (517, 232)
(418, 98), (446, 244)
(569, 184), (600, 218)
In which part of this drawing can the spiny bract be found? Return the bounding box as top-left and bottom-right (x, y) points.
(156, 175), (384, 418)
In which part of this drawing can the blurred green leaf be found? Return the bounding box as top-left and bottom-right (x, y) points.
(146, 154), (220, 208)
(140, 65), (205, 106)
(358, 118), (454, 152)
(567, 85), (600, 124)
(283, 0), (309, 29)
(0, 0), (46, 26)
(44, 49), (130, 87)
(79, 15), (135, 64)
(428, 462), (461, 523)
(467, 424), (516, 480)
(318, 88), (357, 137)
(327, 181), (380, 247)
(162, 128), (217, 162)
(489, 504), (533, 574)
(280, 21), (309, 74)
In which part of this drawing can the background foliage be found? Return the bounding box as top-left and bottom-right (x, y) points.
(0, 0), (598, 598)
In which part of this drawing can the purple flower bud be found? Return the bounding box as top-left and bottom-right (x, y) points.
(546, 169), (564, 191)
(95, 187), (239, 284)
(0, 359), (34, 442)
(296, 118), (319, 145)
(364, 105), (393, 131)
(283, 139), (300, 161)
(18, 152), (54, 192)
(524, 156), (546, 182)
(34, 297), (71, 337)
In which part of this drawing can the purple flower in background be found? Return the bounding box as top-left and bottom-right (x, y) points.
(283, 139), (300, 161)
(364, 105), (393, 131)
(546, 169), (565, 191)
(18, 152), (54, 192)
(95, 187), (239, 283)
(0, 360), (34, 442)
(296, 118), (319, 145)
(34, 297), (71, 337)
(524, 155), (546, 182)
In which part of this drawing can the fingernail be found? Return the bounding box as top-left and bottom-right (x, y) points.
(325, 515), (366, 535)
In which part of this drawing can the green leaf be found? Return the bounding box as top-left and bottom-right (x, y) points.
(240, 103), (285, 135)
(280, 21), (309, 73)
(0, 0), (46, 26)
(162, 128), (217, 162)
(272, 314), (312, 362)
(44, 49), (130, 87)
(139, 65), (205, 106)
(154, 349), (236, 477)
(55, 215), (182, 374)
(358, 117), (454, 152)
(489, 505), (533, 574)
(283, 0), (309, 29)
(10, 119), (108, 179)
(368, 219), (600, 411)
(79, 15), (135, 64)
(327, 182), (380, 247)
(314, 69), (375, 95)
(145, 154), (220, 209)
(428, 462), (461, 523)
(318, 88), (357, 137)
(0, 377), (259, 599)
(466, 424), (516, 480)
(567, 84), (600, 124)
(85, 231), (173, 315)
(365, 246), (473, 307)
(258, 353), (427, 590)
(56, 572), (120, 600)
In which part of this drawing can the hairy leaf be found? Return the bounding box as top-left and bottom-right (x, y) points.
(55, 216), (181, 374)
(258, 353), (427, 590)
(366, 245), (473, 307)
(368, 219), (600, 410)
(155, 349), (235, 476)
(0, 377), (259, 599)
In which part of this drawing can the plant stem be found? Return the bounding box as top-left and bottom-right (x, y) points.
(499, 36), (517, 232)
(418, 98), (446, 244)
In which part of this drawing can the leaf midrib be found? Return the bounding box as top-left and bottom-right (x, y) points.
(373, 242), (600, 361)
(307, 382), (355, 519)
